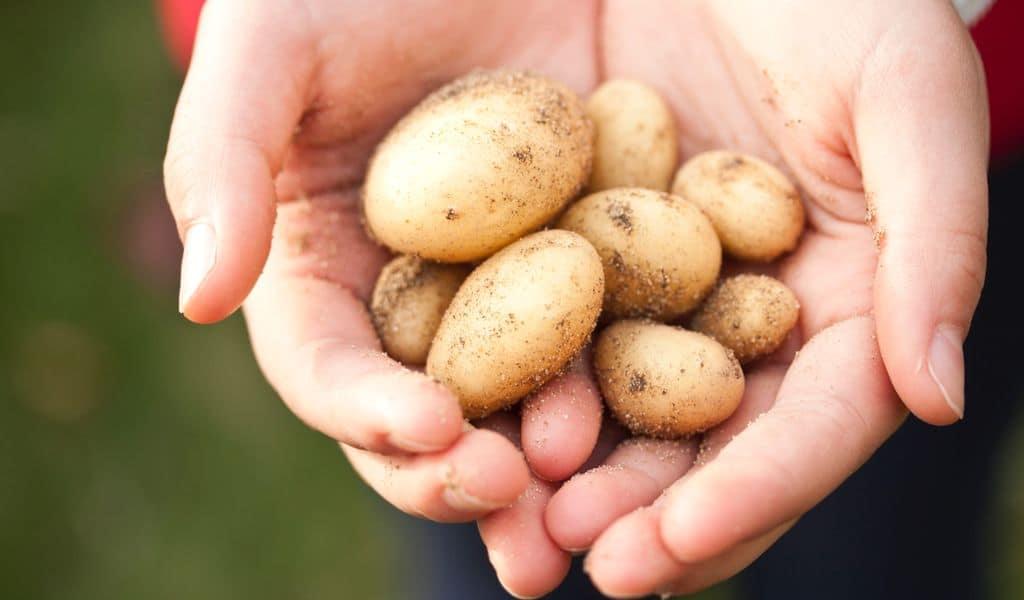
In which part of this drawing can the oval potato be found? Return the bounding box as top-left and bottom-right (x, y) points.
(370, 255), (471, 366)
(363, 70), (593, 262)
(586, 79), (678, 192)
(691, 274), (800, 364)
(557, 188), (721, 321)
(427, 230), (604, 419)
(594, 320), (744, 438)
(671, 151), (805, 262)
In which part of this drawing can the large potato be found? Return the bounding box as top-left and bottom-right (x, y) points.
(691, 274), (800, 364)
(586, 79), (678, 192)
(370, 255), (470, 366)
(363, 70), (594, 262)
(594, 320), (744, 439)
(671, 151), (805, 262)
(557, 188), (721, 321)
(427, 230), (604, 419)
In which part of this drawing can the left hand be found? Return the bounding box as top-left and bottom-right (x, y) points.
(476, 0), (989, 596)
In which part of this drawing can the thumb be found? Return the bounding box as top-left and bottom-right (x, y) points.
(163, 0), (314, 323)
(856, 10), (989, 424)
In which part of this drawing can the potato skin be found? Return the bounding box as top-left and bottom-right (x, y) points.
(594, 320), (744, 439)
(586, 80), (678, 192)
(671, 151), (805, 262)
(427, 230), (604, 419)
(370, 256), (470, 366)
(691, 274), (799, 364)
(363, 70), (593, 262)
(557, 188), (721, 321)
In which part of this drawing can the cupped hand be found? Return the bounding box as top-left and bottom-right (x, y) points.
(562, 0), (988, 596)
(163, 0), (604, 527)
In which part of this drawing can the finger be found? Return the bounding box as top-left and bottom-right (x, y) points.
(478, 478), (571, 599)
(584, 506), (681, 598)
(665, 522), (792, 597)
(521, 353), (604, 482)
(244, 194), (462, 455)
(546, 363), (782, 554)
(545, 437), (696, 553)
(473, 412), (603, 598)
(855, 8), (989, 424)
(164, 0), (315, 322)
(585, 504), (793, 598)
(476, 411), (573, 597)
(658, 316), (906, 564)
(343, 427), (529, 523)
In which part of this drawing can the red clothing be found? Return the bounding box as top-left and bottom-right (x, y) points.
(156, 0), (1023, 159)
(971, 1), (1024, 161)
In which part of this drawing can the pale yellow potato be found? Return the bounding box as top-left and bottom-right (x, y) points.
(427, 230), (604, 419)
(370, 255), (470, 366)
(586, 79), (678, 192)
(691, 274), (800, 364)
(594, 320), (744, 439)
(363, 70), (593, 262)
(671, 151), (805, 262)
(556, 188), (721, 321)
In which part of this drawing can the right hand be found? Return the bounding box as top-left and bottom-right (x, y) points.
(163, 0), (605, 541)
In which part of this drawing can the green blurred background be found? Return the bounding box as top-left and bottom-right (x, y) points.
(0, 1), (1021, 599)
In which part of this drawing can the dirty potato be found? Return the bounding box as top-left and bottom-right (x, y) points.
(672, 151), (805, 261)
(363, 70), (593, 262)
(370, 255), (470, 366)
(594, 319), (744, 438)
(691, 274), (800, 364)
(427, 230), (604, 419)
(557, 188), (721, 321)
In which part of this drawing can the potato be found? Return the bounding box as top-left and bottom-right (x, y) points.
(586, 79), (678, 192)
(427, 230), (604, 419)
(594, 320), (744, 439)
(691, 274), (800, 364)
(556, 188), (721, 321)
(370, 255), (470, 366)
(363, 69), (593, 262)
(671, 151), (805, 262)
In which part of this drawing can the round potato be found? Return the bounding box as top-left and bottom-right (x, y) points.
(594, 320), (744, 439)
(691, 274), (800, 364)
(370, 255), (470, 366)
(427, 230), (604, 419)
(363, 69), (593, 262)
(586, 79), (678, 192)
(557, 188), (721, 321)
(671, 151), (805, 262)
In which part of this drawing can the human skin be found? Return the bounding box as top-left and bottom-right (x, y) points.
(163, 1), (988, 597)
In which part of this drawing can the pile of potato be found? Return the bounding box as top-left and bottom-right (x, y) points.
(365, 70), (802, 439)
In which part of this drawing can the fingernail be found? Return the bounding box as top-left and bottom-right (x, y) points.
(927, 325), (965, 420)
(179, 222), (217, 313)
(441, 464), (505, 512)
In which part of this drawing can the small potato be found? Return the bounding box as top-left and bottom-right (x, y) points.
(370, 255), (471, 366)
(671, 151), (805, 262)
(557, 188), (721, 321)
(427, 230), (604, 419)
(363, 70), (593, 262)
(594, 320), (744, 439)
(586, 79), (678, 192)
(691, 274), (800, 364)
